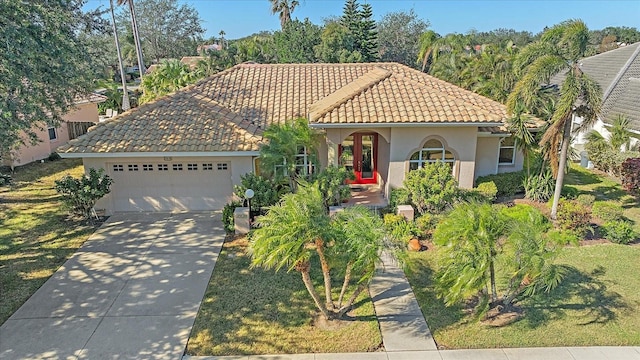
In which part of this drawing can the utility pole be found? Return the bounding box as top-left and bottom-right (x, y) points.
(110, 0), (130, 111)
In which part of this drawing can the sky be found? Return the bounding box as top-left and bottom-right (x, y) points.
(85, 0), (640, 40)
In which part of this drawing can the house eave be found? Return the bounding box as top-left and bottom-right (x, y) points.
(309, 122), (505, 129)
(58, 151), (261, 159)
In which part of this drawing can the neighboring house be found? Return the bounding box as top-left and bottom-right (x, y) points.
(4, 94), (106, 168)
(553, 42), (640, 151)
(58, 62), (525, 214)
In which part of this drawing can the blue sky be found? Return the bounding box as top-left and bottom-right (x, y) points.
(86, 0), (640, 40)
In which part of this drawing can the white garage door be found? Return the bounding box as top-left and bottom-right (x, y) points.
(108, 161), (233, 212)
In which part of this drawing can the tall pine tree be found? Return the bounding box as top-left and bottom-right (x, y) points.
(340, 0), (377, 62)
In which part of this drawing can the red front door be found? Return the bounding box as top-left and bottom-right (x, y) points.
(340, 133), (377, 184)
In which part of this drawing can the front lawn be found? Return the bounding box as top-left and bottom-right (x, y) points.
(564, 164), (640, 233)
(186, 236), (382, 356)
(0, 159), (98, 325)
(406, 244), (640, 348)
(405, 165), (640, 349)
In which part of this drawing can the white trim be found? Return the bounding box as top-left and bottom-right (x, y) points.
(58, 151), (260, 159)
(309, 122), (505, 129)
(498, 136), (516, 166)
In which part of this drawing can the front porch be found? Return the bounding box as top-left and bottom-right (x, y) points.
(344, 184), (388, 209)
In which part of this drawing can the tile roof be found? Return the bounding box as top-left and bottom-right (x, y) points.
(59, 62), (510, 154)
(73, 93), (108, 105)
(551, 43), (640, 131)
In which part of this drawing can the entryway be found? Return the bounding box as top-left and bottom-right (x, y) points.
(340, 133), (378, 184)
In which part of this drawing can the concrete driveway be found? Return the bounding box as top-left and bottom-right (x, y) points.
(0, 212), (225, 360)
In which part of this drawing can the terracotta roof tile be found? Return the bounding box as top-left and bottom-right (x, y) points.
(60, 62), (510, 154)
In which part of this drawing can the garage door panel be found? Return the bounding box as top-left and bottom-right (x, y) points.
(108, 161), (233, 212)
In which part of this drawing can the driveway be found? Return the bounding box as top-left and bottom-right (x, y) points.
(0, 212), (225, 360)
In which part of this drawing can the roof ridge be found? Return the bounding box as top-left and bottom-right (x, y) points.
(581, 42), (640, 61)
(602, 42), (640, 103)
(308, 67), (392, 121)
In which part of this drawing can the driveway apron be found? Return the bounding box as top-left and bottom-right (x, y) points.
(0, 212), (225, 360)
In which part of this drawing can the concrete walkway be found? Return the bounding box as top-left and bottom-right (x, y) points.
(369, 251), (437, 352)
(0, 212), (225, 360)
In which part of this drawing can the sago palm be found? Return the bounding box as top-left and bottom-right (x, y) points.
(507, 19), (602, 219)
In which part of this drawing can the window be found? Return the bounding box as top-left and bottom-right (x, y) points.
(142, 164), (153, 171)
(172, 163), (183, 171)
(157, 164), (169, 171)
(217, 163), (228, 170)
(275, 146), (315, 177)
(202, 163), (213, 170)
(112, 164), (124, 172)
(409, 139), (455, 170)
(187, 163), (198, 171)
(128, 164), (139, 171)
(499, 137), (516, 165)
(48, 127), (57, 141)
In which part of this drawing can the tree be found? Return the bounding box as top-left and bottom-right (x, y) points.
(507, 19), (602, 219)
(270, 0), (299, 30)
(434, 203), (565, 314)
(273, 19), (322, 63)
(416, 30), (441, 72)
(259, 118), (319, 190)
(609, 114), (632, 151)
(116, 0), (204, 63)
(116, 0), (145, 78)
(0, 0), (104, 161)
(377, 9), (429, 67)
(339, 0), (378, 62)
(219, 30), (226, 50)
(139, 59), (196, 103)
(314, 21), (362, 63)
(403, 161), (459, 215)
(433, 202), (506, 307)
(250, 183), (385, 320)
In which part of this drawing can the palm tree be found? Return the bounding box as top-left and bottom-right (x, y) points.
(270, 0), (299, 30)
(507, 100), (536, 177)
(109, 0), (130, 111)
(507, 20), (602, 219)
(117, 0), (145, 78)
(609, 114), (632, 151)
(250, 183), (384, 320)
(416, 30), (441, 72)
(433, 202), (506, 306)
(139, 59), (196, 103)
(218, 30), (226, 50)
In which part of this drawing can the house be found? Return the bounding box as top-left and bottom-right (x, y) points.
(58, 62), (525, 214)
(3, 94), (106, 168)
(555, 42), (640, 151)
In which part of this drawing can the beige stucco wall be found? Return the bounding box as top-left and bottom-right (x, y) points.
(387, 126), (479, 191)
(83, 155), (254, 214)
(6, 103), (100, 167)
(475, 137), (500, 178)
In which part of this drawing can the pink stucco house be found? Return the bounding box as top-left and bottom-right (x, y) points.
(4, 94), (106, 168)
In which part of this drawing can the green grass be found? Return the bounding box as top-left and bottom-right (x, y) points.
(564, 164), (640, 233)
(406, 245), (640, 349)
(0, 159), (99, 325)
(186, 237), (382, 355)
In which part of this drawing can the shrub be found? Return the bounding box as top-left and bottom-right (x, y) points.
(621, 158), (640, 195)
(234, 173), (281, 212)
(524, 171), (555, 202)
(561, 186), (579, 200)
(48, 152), (61, 161)
(0, 173), (11, 186)
(388, 187), (410, 211)
(476, 170), (525, 197)
(602, 220), (638, 244)
(403, 162), (459, 214)
(576, 194), (596, 207)
(54, 168), (113, 220)
(383, 213), (415, 241)
(475, 181), (498, 202)
(592, 201), (624, 222)
(501, 204), (549, 229)
(555, 199), (592, 235)
(222, 200), (243, 233)
(415, 213), (436, 238)
(311, 165), (355, 207)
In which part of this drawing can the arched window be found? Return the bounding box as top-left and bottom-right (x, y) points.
(409, 139), (455, 170)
